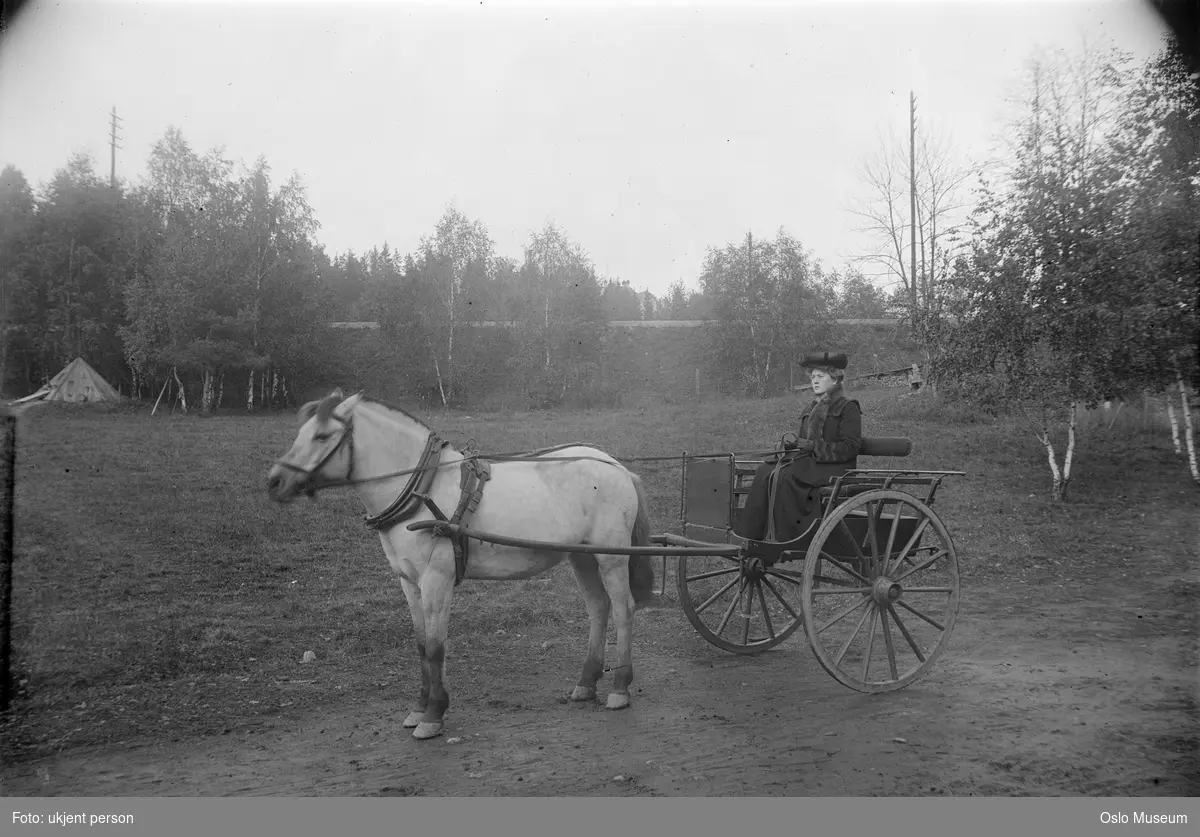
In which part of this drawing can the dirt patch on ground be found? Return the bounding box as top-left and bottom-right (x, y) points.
(3, 569), (1196, 797)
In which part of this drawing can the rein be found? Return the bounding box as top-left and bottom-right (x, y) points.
(279, 428), (628, 497)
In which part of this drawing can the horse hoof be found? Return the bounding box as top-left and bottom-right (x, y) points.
(605, 693), (631, 711)
(402, 711), (423, 729)
(412, 721), (444, 740)
(569, 686), (597, 702)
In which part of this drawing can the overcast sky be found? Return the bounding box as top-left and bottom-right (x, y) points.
(0, 0), (1172, 296)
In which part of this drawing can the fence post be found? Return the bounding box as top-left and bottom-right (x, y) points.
(0, 406), (15, 713)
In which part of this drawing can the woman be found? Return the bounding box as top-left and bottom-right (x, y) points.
(733, 352), (863, 542)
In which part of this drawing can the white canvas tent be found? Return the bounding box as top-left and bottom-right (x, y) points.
(12, 357), (121, 405)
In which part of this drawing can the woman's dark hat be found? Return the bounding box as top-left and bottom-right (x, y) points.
(800, 352), (848, 370)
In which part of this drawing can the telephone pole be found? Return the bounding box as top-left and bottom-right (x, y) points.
(109, 107), (123, 188)
(909, 92), (918, 331)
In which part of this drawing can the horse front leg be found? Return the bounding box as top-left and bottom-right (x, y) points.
(568, 555), (611, 703)
(412, 552), (456, 740)
(597, 555), (635, 710)
(398, 576), (430, 731)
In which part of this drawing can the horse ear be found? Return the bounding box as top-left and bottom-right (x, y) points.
(315, 390), (344, 424)
(298, 400), (320, 423)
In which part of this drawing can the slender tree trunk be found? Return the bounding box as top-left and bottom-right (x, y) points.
(1166, 396), (1181, 454)
(1036, 427), (1064, 501)
(543, 296), (551, 371)
(447, 283), (457, 400)
(247, 369), (255, 412)
(1177, 365), (1198, 485)
(432, 347), (448, 407)
(201, 369), (214, 414)
(271, 370), (279, 405)
(1024, 403), (1074, 501)
(260, 366), (267, 407)
(1060, 401), (1078, 500)
(172, 366), (187, 413)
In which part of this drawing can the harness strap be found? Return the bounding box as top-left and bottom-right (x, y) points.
(411, 457), (493, 586)
(363, 434), (447, 530)
(446, 457), (492, 586)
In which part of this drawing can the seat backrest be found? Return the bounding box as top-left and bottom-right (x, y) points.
(684, 457), (734, 531)
(860, 437), (911, 457)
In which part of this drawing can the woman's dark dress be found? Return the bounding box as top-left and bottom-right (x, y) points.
(734, 389), (863, 542)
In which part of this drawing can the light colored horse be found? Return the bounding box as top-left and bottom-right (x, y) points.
(265, 390), (656, 739)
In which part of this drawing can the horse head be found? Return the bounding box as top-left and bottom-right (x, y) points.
(266, 388), (355, 502)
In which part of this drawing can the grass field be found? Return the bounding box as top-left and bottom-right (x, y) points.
(2, 388), (1196, 769)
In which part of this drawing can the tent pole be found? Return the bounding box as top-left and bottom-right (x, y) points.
(151, 377), (169, 416)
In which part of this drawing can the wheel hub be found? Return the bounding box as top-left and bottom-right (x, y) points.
(871, 577), (902, 606)
(744, 555), (768, 580)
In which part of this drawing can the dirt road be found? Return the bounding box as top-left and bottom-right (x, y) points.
(3, 570), (1195, 797)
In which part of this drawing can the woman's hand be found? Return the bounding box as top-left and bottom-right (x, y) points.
(781, 432), (814, 452)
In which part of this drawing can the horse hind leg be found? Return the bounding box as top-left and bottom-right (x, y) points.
(398, 577), (430, 730)
(568, 554), (610, 703)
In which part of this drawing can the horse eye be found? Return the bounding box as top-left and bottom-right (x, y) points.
(313, 432), (332, 442)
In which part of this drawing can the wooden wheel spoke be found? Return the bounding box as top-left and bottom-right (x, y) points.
(866, 500), (882, 562)
(887, 516), (931, 575)
(835, 519), (870, 564)
(816, 552), (870, 584)
(754, 581), (776, 640)
(713, 577), (746, 637)
(811, 574), (863, 589)
(893, 548), (948, 583)
(764, 567), (805, 585)
(895, 598), (945, 632)
(887, 603), (926, 662)
(880, 606), (899, 680)
(760, 576), (801, 621)
(687, 565), (742, 584)
(740, 579), (755, 645)
(882, 499), (903, 568)
(833, 603), (875, 666)
(903, 586), (955, 593)
(860, 607), (879, 681)
(817, 594), (871, 636)
(811, 585), (873, 595)
(696, 575), (740, 616)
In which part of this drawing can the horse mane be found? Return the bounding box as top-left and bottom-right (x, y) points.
(356, 394), (433, 432)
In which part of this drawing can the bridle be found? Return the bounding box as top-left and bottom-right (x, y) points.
(272, 409), (358, 495)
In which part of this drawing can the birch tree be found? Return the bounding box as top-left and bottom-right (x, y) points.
(409, 206), (494, 405)
(936, 42), (1147, 501)
(700, 229), (833, 397)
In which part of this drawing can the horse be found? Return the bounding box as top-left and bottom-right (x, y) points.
(265, 389), (657, 740)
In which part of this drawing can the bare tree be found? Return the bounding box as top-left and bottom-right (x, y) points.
(847, 107), (975, 326)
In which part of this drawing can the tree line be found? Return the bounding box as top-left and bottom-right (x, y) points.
(0, 129), (887, 411)
(4, 35), (1190, 495)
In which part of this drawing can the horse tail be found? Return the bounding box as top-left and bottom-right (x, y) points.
(627, 471), (656, 606)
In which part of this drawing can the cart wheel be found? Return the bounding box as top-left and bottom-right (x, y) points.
(801, 489), (960, 692)
(677, 551), (806, 654)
